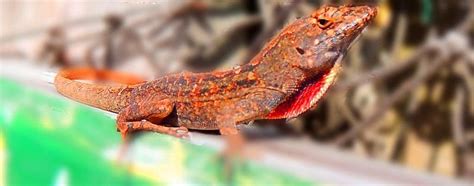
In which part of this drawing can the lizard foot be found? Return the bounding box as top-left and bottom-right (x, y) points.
(117, 120), (190, 139)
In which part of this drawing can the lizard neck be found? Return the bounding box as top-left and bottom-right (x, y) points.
(264, 62), (341, 119)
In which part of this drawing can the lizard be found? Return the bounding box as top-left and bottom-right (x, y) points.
(54, 5), (377, 139)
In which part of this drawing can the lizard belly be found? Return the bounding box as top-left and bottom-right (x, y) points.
(175, 101), (221, 130)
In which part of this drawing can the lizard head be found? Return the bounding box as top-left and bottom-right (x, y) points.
(293, 5), (377, 73)
(264, 5), (377, 119)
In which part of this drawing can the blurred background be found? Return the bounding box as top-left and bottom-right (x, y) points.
(1, 0), (473, 185)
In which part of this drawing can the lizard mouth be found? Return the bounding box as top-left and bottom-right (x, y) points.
(265, 56), (343, 119)
(346, 27), (365, 51)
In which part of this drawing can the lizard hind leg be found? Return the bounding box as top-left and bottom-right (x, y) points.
(120, 120), (189, 139)
(116, 99), (189, 139)
(217, 119), (248, 184)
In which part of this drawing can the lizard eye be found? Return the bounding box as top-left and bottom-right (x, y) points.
(317, 18), (332, 29)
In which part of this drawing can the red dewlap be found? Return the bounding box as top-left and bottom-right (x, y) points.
(265, 71), (332, 119)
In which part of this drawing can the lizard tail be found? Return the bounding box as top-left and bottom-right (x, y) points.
(54, 67), (146, 113)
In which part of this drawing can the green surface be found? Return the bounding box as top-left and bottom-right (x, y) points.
(0, 77), (314, 185)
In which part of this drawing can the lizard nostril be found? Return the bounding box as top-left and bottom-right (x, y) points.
(295, 47), (305, 55)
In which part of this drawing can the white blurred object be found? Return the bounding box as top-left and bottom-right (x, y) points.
(444, 31), (470, 54)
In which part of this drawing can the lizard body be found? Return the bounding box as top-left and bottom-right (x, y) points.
(55, 5), (377, 137)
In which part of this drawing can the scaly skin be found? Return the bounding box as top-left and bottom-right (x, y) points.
(55, 5), (377, 138)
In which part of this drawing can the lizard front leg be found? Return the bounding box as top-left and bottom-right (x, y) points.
(218, 89), (284, 153)
(116, 99), (189, 139)
(216, 108), (250, 162)
(216, 116), (244, 183)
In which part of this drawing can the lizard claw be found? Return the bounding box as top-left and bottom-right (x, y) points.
(116, 122), (130, 141)
(168, 126), (190, 139)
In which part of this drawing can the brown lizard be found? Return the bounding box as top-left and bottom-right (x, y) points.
(55, 5), (377, 139)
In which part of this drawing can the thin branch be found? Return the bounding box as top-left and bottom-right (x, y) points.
(452, 85), (468, 176)
(334, 49), (452, 145)
(184, 15), (262, 70)
(0, 5), (157, 43)
(333, 46), (432, 92)
(452, 86), (467, 149)
(244, 0), (302, 62)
